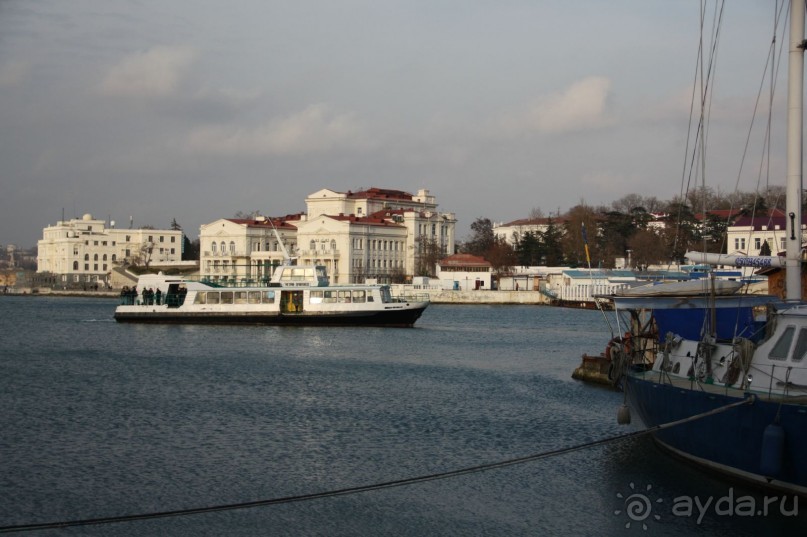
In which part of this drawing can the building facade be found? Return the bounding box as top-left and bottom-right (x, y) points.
(198, 188), (457, 284)
(37, 214), (183, 285)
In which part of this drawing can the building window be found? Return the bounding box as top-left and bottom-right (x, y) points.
(331, 240), (336, 251)
(84, 264), (89, 271)
(160, 236), (164, 243)
(112, 255), (117, 262)
(171, 236), (176, 243)
(102, 254), (107, 261)
(230, 241), (235, 253)
(212, 242), (217, 253)
(94, 254), (98, 261)
(73, 261), (79, 270)
(754, 238), (761, 250)
(781, 238), (787, 251)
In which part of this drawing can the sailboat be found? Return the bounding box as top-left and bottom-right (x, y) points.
(603, 0), (807, 495)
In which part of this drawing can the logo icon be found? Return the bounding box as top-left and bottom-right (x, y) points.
(614, 482), (663, 530)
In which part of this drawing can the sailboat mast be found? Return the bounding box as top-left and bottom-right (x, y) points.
(786, 0), (806, 301)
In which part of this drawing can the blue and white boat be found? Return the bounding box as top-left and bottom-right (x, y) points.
(602, 0), (807, 496)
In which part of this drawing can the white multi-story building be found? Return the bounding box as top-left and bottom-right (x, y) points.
(493, 217), (565, 246)
(725, 212), (803, 257)
(198, 188), (457, 284)
(37, 214), (183, 285)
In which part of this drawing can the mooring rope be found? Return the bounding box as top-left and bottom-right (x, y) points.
(0, 396), (753, 534)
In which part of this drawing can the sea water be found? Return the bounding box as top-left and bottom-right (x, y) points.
(0, 296), (803, 536)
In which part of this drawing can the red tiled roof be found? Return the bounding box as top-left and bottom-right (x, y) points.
(438, 253), (491, 267)
(327, 214), (404, 227)
(731, 211), (807, 230)
(500, 216), (568, 227)
(226, 213), (303, 230)
(345, 187), (413, 201)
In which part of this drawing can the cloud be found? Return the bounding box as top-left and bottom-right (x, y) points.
(99, 45), (196, 98)
(0, 60), (30, 88)
(497, 76), (614, 135)
(185, 103), (372, 157)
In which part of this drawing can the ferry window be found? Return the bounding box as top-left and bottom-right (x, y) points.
(770, 326), (795, 361)
(367, 294), (374, 302)
(220, 292), (233, 304)
(234, 291), (248, 304)
(324, 291), (337, 303)
(338, 290), (351, 303)
(352, 290), (366, 303)
(248, 291), (262, 304)
(310, 290), (323, 304)
(195, 292), (208, 304)
(262, 291), (275, 304)
(793, 329), (807, 362)
(207, 293), (220, 304)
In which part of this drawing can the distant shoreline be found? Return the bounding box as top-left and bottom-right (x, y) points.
(1, 289), (118, 299)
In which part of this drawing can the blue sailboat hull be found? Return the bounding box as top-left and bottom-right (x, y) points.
(626, 374), (807, 495)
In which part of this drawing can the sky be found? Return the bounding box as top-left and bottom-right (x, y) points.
(0, 0), (792, 248)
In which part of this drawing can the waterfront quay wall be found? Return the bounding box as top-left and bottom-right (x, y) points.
(400, 288), (551, 305)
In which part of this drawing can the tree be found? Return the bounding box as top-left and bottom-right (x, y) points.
(486, 237), (518, 275)
(540, 217), (565, 266)
(170, 218), (182, 231)
(415, 236), (443, 277)
(628, 229), (669, 268)
(759, 240), (772, 256)
(515, 231), (543, 266)
(462, 217), (495, 256)
(182, 237), (200, 261)
(562, 204), (599, 267)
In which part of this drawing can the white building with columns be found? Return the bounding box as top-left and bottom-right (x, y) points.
(198, 187), (457, 284)
(37, 214), (183, 285)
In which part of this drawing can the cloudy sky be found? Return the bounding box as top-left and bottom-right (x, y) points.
(0, 0), (790, 247)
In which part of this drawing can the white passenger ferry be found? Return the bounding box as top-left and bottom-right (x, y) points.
(114, 264), (429, 327)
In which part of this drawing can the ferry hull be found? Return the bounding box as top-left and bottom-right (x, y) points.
(625, 374), (807, 495)
(114, 304), (428, 327)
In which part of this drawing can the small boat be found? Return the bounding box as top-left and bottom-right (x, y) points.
(614, 279), (744, 297)
(114, 264), (429, 327)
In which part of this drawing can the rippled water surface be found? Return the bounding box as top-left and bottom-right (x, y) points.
(1, 296), (804, 535)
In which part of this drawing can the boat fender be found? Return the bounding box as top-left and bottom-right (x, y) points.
(604, 337), (622, 361)
(617, 404), (631, 425)
(759, 423), (785, 478)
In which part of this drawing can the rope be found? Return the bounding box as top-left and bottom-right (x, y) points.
(0, 396), (753, 534)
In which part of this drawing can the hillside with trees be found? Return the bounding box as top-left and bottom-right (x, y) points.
(454, 186), (794, 275)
